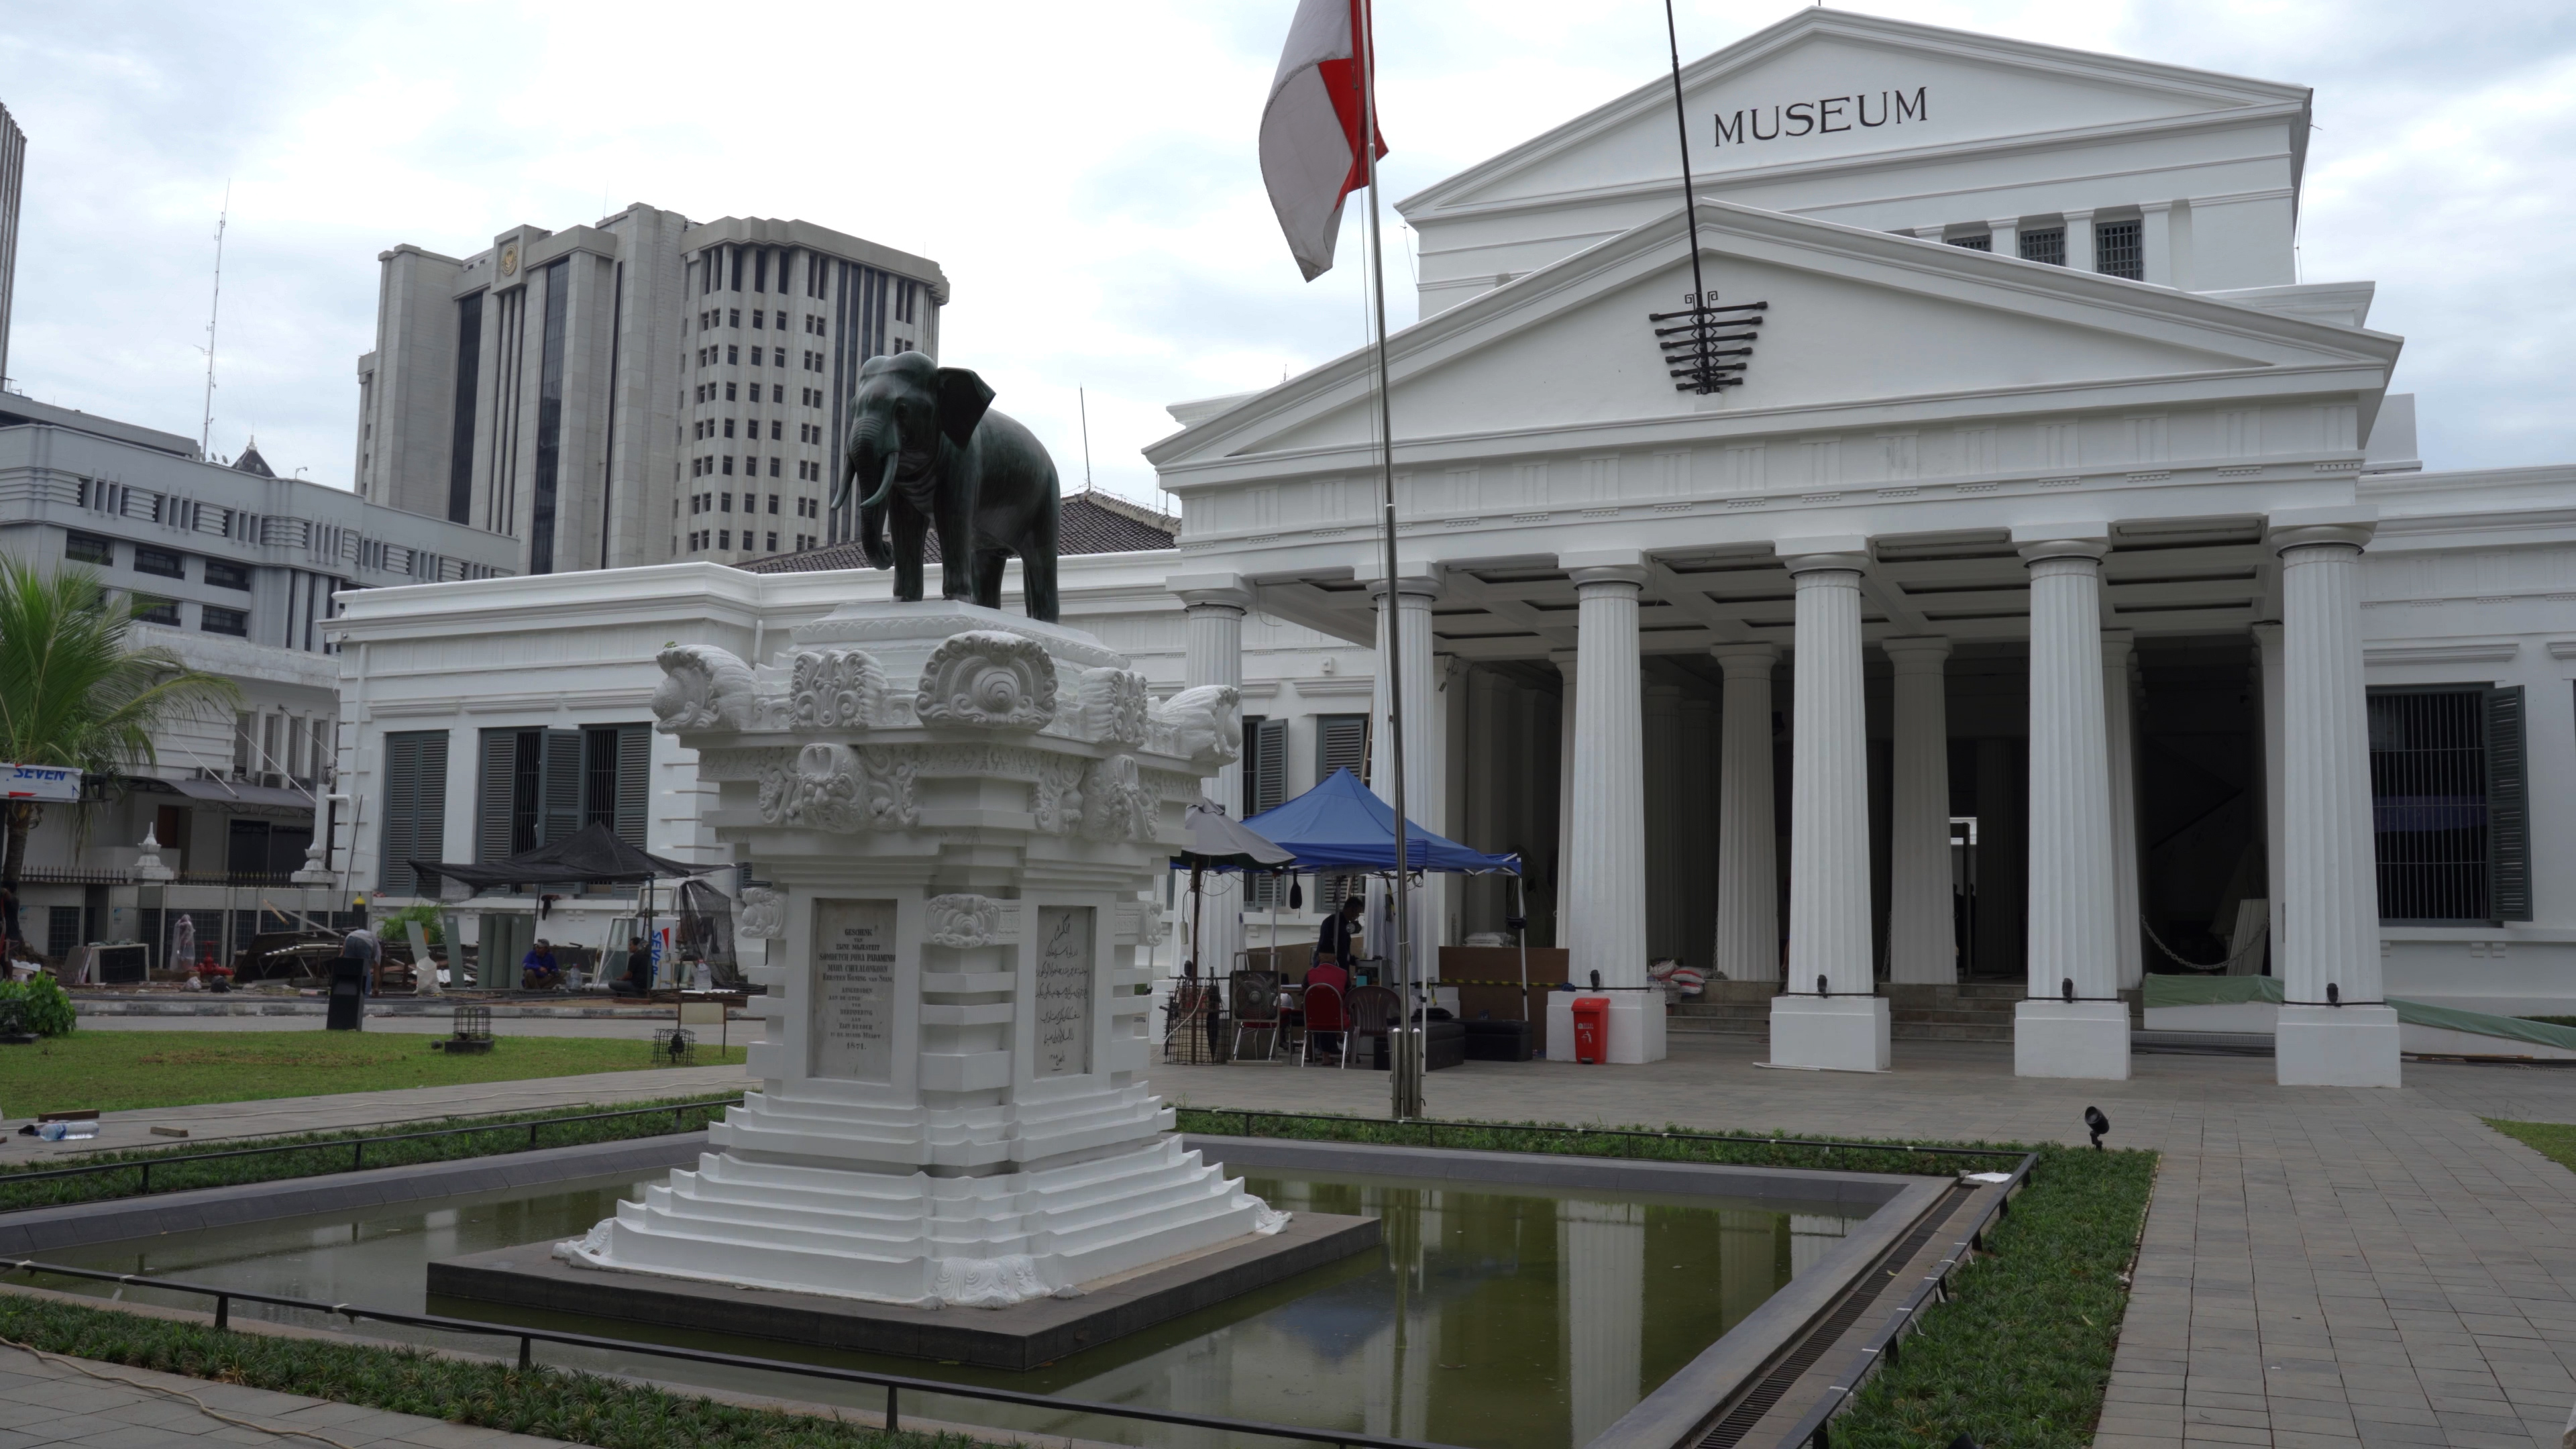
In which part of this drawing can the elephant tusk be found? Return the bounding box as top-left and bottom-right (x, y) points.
(858, 453), (902, 513)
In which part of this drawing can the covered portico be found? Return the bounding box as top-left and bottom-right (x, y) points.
(1146, 192), (2407, 1088)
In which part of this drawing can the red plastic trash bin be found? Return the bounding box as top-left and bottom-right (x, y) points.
(1570, 996), (1610, 1065)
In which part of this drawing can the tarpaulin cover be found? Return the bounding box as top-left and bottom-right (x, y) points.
(410, 821), (705, 894)
(1236, 768), (1519, 875)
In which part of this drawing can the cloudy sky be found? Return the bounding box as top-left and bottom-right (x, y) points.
(2, 1), (2570, 507)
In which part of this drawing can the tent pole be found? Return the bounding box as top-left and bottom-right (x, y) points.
(1515, 873), (1530, 1022)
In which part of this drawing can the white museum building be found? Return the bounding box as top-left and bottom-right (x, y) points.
(335, 10), (2576, 1091)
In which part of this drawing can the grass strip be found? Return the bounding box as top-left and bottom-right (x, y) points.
(0, 1291), (996, 1449)
(0, 1095), (741, 1213)
(1172, 1106), (2156, 1449)
(2483, 1117), (2576, 1173)
(0, 1031), (748, 1116)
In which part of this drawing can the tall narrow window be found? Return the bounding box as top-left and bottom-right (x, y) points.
(378, 731), (449, 896)
(2367, 686), (2529, 924)
(1313, 714), (1370, 906)
(2094, 220), (2143, 280)
(448, 292), (484, 524)
(1241, 716), (1290, 905)
(527, 258), (570, 574)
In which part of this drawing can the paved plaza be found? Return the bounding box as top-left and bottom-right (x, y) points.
(1147, 1036), (2576, 1449)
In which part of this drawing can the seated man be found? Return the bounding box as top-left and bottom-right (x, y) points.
(610, 937), (653, 997)
(521, 938), (563, 990)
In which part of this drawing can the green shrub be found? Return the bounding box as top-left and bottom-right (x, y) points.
(0, 973), (75, 1035)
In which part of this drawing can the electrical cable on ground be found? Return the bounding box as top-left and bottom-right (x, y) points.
(0, 1336), (362, 1449)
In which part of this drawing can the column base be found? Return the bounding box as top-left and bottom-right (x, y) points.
(2014, 1000), (2131, 1081)
(2275, 1004), (2401, 1087)
(1769, 995), (1891, 1073)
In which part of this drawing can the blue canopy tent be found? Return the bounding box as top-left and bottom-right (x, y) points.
(1218, 769), (1532, 1020)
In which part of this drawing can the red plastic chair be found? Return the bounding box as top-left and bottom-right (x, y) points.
(1300, 981), (1346, 1066)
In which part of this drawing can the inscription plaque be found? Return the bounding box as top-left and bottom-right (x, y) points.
(1034, 906), (1094, 1078)
(812, 898), (898, 1082)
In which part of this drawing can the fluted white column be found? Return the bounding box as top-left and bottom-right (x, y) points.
(1884, 637), (1953, 985)
(2273, 517), (2399, 1086)
(1566, 566), (1649, 989)
(1786, 558), (1872, 996)
(1644, 683), (1684, 961)
(1553, 649), (1578, 939)
(1679, 696), (1716, 969)
(1711, 644), (1778, 982)
(1464, 667), (1506, 936)
(2014, 539), (2127, 1079)
(2102, 631), (2144, 991)
(1177, 577), (1252, 978)
(1770, 547), (1887, 1070)
(1369, 573), (1443, 980)
(2252, 620), (2286, 977)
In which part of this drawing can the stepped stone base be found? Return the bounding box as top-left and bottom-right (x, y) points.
(433, 1210), (1380, 1371)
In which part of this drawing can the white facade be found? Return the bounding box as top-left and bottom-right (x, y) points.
(356, 208), (945, 576)
(1140, 10), (2571, 1083)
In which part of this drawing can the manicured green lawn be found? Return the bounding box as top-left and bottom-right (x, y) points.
(0, 1032), (745, 1116)
(2485, 1117), (2576, 1173)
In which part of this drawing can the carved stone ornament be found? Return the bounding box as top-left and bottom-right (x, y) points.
(1077, 667), (1150, 747)
(1077, 754), (1156, 843)
(916, 631), (1057, 731)
(930, 1253), (1049, 1309)
(736, 885), (787, 940)
(1138, 902), (1171, 947)
(924, 894), (1004, 949)
(790, 648), (885, 731)
(757, 743), (920, 831)
(653, 645), (757, 734)
(1030, 754), (1087, 835)
(1152, 684), (1242, 767)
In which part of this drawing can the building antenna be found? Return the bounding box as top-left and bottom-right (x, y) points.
(1077, 386), (1095, 494)
(198, 182), (229, 455)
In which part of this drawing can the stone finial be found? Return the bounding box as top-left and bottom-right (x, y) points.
(134, 828), (174, 883)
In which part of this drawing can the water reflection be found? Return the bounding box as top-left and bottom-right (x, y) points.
(44, 1169), (1862, 1449)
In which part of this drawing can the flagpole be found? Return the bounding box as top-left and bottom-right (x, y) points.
(1354, 0), (1419, 1120)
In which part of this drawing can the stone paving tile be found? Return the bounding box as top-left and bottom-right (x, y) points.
(1146, 1033), (2576, 1449)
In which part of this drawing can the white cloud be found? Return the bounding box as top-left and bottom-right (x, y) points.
(0, 0), (2567, 501)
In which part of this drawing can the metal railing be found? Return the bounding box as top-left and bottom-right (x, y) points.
(0, 1097), (743, 1208)
(1182, 1107), (2031, 1165)
(0, 1256), (1450, 1449)
(1782, 1150), (2039, 1449)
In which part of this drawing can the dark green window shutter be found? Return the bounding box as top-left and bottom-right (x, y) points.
(540, 729), (584, 845)
(1316, 714), (1368, 788)
(476, 729), (519, 863)
(614, 724), (651, 849)
(2485, 685), (2530, 922)
(376, 731), (448, 896)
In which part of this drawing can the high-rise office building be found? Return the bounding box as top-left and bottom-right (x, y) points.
(356, 206), (945, 575)
(0, 101), (27, 392)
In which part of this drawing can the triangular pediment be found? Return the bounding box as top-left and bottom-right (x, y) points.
(1402, 10), (2307, 220)
(1151, 201), (2396, 467)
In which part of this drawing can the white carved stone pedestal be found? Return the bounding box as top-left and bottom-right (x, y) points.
(555, 601), (1283, 1307)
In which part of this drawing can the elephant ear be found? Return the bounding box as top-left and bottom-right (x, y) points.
(934, 368), (996, 448)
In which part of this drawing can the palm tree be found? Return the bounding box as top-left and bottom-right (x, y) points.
(0, 557), (239, 902)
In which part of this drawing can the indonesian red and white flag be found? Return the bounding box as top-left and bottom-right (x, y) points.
(1260, 0), (1390, 281)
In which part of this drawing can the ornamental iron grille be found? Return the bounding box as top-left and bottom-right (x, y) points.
(2019, 227), (2067, 266)
(1649, 292), (1768, 394)
(2095, 220), (2143, 280)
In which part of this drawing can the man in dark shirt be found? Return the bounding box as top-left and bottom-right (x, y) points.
(612, 936), (652, 997)
(1314, 896), (1364, 969)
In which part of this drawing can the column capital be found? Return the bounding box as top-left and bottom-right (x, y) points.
(1710, 641), (1779, 675)
(1566, 565), (1650, 592)
(2138, 199), (2175, 216)
(1774, 535), (1870, 576)
(2099, 627), (2135, 665)
(1548, 647), (1580, 680)
(2061, 207), (2097, 223)
(2267, 506), (2375, 555)
(1167, 572), (1255, 612)
(1882, 635), (1953, 669)
(1986, 217), (2022, 232)
(1358, 559), (1444, 600)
